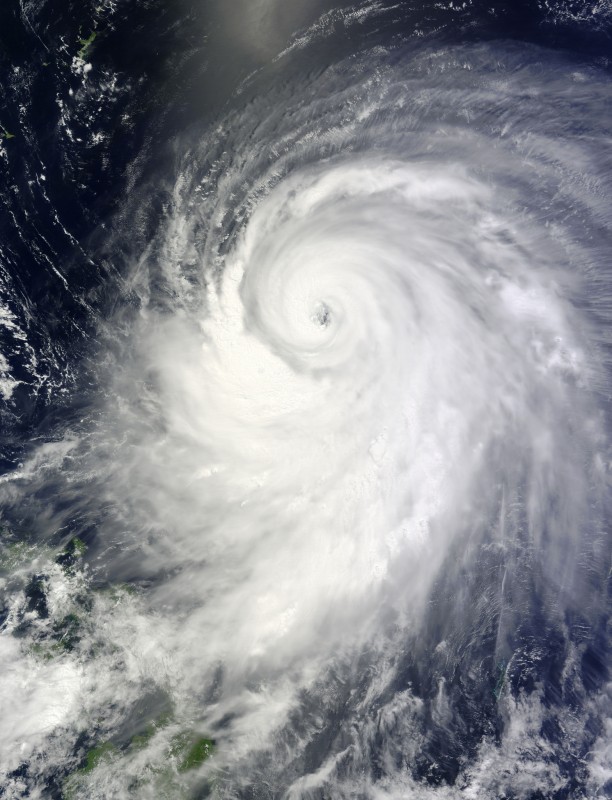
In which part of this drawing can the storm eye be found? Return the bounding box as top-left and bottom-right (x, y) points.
(312, 301), (331, 328)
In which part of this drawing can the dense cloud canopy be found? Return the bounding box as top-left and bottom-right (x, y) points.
(0, 1), (610, 798)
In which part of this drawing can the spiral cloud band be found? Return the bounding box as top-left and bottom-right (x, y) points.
(1, 8), (611, 800)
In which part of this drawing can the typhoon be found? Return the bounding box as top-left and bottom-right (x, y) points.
(0, 1), (611, 798)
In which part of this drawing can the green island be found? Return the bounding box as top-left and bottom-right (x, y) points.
(78, 31), (97, 60)
(81, 741), (118, 774)
(170, 732), (215, 773)
(64, 715), (214, 797)
(493, 659), (507, 700)
(55, 536), (87, 572)
(0, 540), (41, 571)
